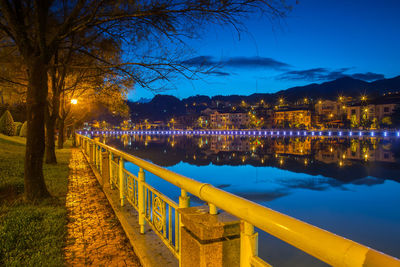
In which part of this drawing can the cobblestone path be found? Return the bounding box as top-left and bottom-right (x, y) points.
(64, 149), (141, 266)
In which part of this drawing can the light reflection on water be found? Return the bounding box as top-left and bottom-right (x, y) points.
(97, 134), (400, 266)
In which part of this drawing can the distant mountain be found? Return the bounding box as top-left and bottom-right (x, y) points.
(274, 76), (371, 101)
(128, 95), (186, 122)
(211, 75), (400, 103)
(370, 75), (400, 93)
(136, 97), (152, 103)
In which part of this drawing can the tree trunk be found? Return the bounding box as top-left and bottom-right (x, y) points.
(24, 58), (51, 200)
(58, 118), (65, 149)
(45, 76), (60, 164)
(45, 117), (57, 164)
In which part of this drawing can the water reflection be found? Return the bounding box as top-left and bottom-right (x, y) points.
(100, 134), (400, 184)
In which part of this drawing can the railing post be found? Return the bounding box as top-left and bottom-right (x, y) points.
(97, 145), (101, 170)
(119, 157), (125, 207)
(209, 203), (218, 215)
(240, 221), (258, 267)
(94, 144), (97, 167)
(101, 150), (109, 187)
(179, 189), (190, 209)
(93, 143), (96, 165)
(89, 142), (94, 163)
(109, 153), (114, 189)
(99, 147), (103, 175)
(138, 168), (146, 234)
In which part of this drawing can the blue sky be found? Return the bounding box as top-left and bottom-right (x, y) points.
(128, 0), (400, 101)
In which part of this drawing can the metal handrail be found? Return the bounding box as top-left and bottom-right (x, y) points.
(77, 134), (400, 266)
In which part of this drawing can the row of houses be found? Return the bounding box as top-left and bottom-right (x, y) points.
(201, 94), (400, 129)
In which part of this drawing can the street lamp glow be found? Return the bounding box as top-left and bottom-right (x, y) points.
(71, 99), (78, 105)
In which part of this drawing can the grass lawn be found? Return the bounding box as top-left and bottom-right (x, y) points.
(0, 134), (72, 266)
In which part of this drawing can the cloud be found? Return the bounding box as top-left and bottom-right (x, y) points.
(182, 55), (289, 70)
(224, 57), (289, 69)
(206, 70), (231, 76)
(278, 68), (384, 82)
(351, 72), (385, 81)
(181, 56), (214, 66)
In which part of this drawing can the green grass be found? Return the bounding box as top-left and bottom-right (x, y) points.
(0, 134), (72, 266)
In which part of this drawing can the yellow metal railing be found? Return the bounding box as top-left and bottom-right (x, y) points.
(77, 134), (400, 267)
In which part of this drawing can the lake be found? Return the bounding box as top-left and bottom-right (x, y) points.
(93, 133), (400, 266)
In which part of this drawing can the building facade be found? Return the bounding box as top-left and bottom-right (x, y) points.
(210, 111), (250, 129)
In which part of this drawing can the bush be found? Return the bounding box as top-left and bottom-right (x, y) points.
(0, 110), (16, 136)
(19, 121), (27, 137)
(13, 122), (23, 136)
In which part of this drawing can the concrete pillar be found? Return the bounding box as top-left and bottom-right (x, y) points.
(179, 206), (240, 267)
(101, 152), (109, 187)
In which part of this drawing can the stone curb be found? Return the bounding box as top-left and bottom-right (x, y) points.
(81, 151), (178, 267)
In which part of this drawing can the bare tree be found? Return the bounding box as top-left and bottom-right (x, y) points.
(0, 0), (290, 201)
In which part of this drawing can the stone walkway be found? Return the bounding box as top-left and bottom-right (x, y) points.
(64, 149), (141, 266)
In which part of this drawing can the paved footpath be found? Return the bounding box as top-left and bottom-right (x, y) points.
(64, 149), (141, 266)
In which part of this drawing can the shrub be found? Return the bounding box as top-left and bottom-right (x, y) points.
(19, 121), (27, 137)
(0, 110), (16, 136)
(13, 122), (23, 136)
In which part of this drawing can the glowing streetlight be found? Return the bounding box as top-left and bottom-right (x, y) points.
(71, 99), (78, 105)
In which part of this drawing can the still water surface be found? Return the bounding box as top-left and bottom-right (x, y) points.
(97, 134), (400, 266)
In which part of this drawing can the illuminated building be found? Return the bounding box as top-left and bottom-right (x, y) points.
(274, 108), (312, 128)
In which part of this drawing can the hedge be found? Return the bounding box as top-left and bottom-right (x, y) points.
(0, 110), (16, 136)
(19, 121), (27, 137)
(13, 122), (23, 136)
